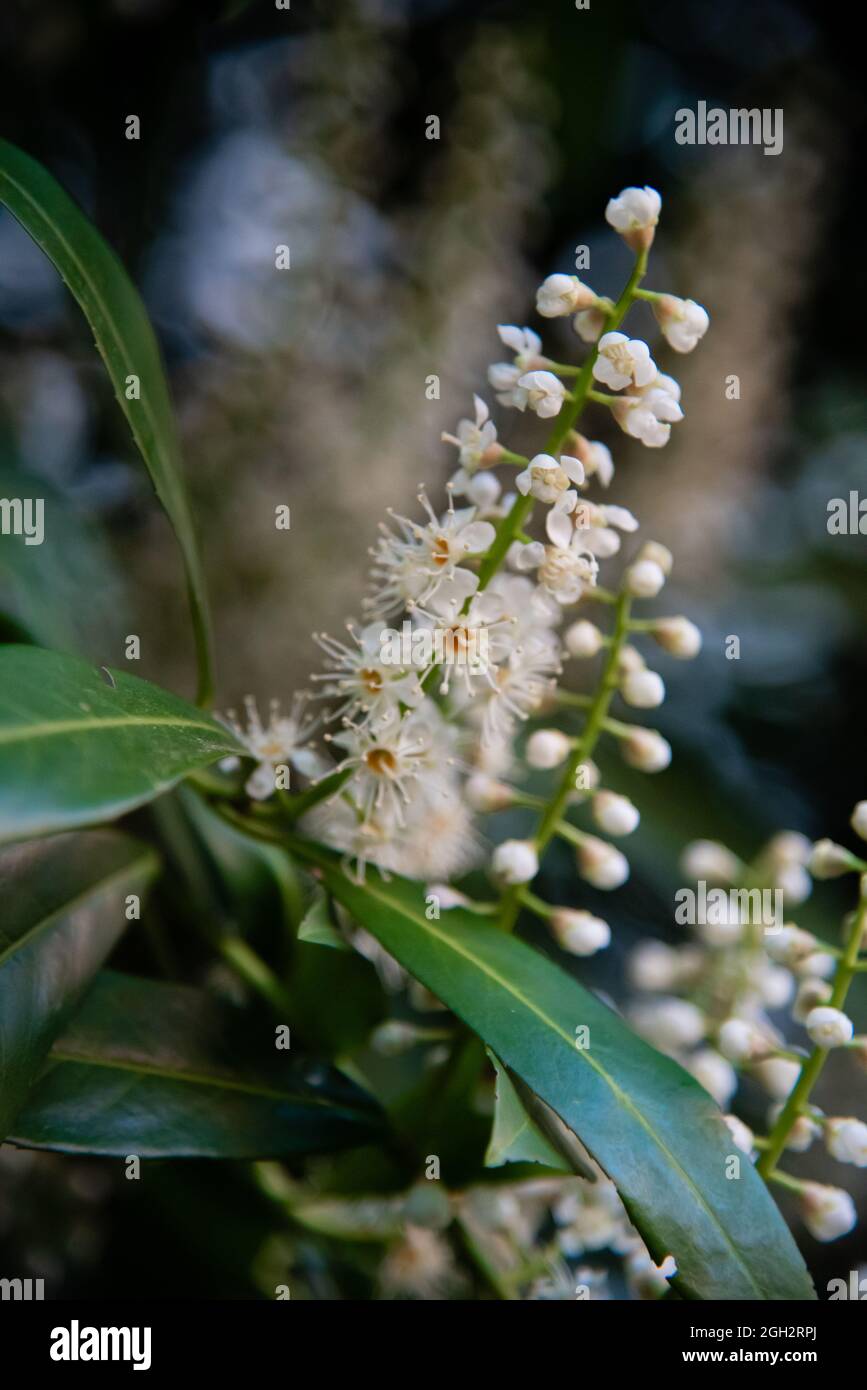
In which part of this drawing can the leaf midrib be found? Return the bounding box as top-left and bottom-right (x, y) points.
(0, 713), (233, 746)
(349, 872), (765, 1297)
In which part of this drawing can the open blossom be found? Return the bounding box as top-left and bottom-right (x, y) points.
(488, 325), (546, 403)
(513, 537), (598, 605)
(514, 369), (566, 418)
(546, 499), (637, 559)
(515, 452), (584, 503)
(652, 295), (710, 353)
(327, 705), (444, 830)
(441, 395), (502, 504)
(611, 373), (683, 447)
(223, 694), (327, 800)
(536, 273), (598, 318)
(592, 332), (657, 391)
(311, 622), (423, 724)
(365, 492), (494, 617)
(605, 185), (662, 251)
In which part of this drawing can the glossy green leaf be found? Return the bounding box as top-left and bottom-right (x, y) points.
(9, 971), (383, 1158)
(293, 841), (815, 1301)
(484, 1050), (568, 1171)
(0, 646), (244, 844)
(0, 830), (157, 1140)
(0, 139), (213, 702)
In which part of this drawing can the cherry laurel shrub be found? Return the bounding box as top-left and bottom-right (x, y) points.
(0, 145), (863, 1302)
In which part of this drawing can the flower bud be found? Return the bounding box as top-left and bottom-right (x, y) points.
(629, 940), (682, 992)
(826, 1118), (867, 1167)
(764, 924), (817, 966)
(465, 773), (514, 813)
(754, 1057), (801, 1100)
(718, 1018), (768, 1064)
(616, 644), (646, 677)
(805, 1006), (854, 1049)
(621, 669), (665, 709)
(688, 1049), (736, 1107)
(592, 790), (640, 837)
(850, 801), (867, 842)
(573, 307), (606, 343)
(792, 977), (833, 1023)
(525, 728), (572, 770)
(652, 295), (710, 353)
(550, 908), (611, 956)
(652, 616), (702, 659)
(605, 185), (662, 253)
(724, 1114), (755, 1154)
(680, 839), (740, 884)
(564, 619), (604, 658)
(800, 1183), (856, 1242)
(536, 273), (598, 318)
(371, 1020), (423, 1056)
(620, 726), (671, 773)
(577, 835), (630, 890)
(809, 838), (857, 879)
(492, 838), (539, 885)
(630, 998), (705, 1050)
(625, 559), (666, 599)
(637, 540), (673, 575)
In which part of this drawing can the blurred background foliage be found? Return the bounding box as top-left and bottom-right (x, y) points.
(1, 0), (865, 1297)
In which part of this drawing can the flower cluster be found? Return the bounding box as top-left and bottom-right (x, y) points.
(626, 805), (867, 1243)
(223, 185), (710, 934)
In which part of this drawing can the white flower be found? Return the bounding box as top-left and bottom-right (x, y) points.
(605, 185), (662, 251)
(800, 1183), (857, 1242)
(546, 498), (637, 559)
(629, 940), (682, 992)
(224, 694), (327, 800)
(620, 726), (671, 773)
(792, 977), (832, 1024)
(526, 728), (572, 769)
(688, 1049), (736, 1107)
(312, 622), (423, 724)
(564, 619), (603, 658)
(681, 840), (740, 884)
(577, 836), (629, 890)
(569, 434), (614, 486)
(718, 1018), (767, 1064)
(611, 373), (683, 448)
(826, 1118), (867, 1167)
(806, 1006), (854, 1049)
(652, 295), (710, 353)
(630, 998), (705, 1051)
(764, 924), (817, 966)
(328, 704), (441, 830)
(515, 452), (585, 503)
(550, 909), (611, 956)
(625, 559), (666, 598)
(754, 1057), (801, 1099)
(514, 539), (598, 606)
(638, 540), (673, 574)
(724, 1115), (755, 1154)
(492, 838), (539, 885)
(809, 838), (855, 878)
(514, 369), (567, 419)
(488, 326), (546, 405)
(481, 629), (562, 744)
(653, 616), (702, 659)
(851, 801), (867, 842)
(366, 492), (494, 617)
(455, 469), (502, 508)
(621, 669), (665, 709)
(592, 791), (639, 837)
(593, 332), (658, 392)
(536, 273), (598, 318)
(779, 1112), (822, 1153)
(441, 394), (499, 472)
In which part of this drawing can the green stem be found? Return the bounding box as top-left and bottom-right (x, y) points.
(757, 885), (867, 1179)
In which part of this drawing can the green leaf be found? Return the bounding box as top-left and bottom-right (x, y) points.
(0, 829), (157, 1140)
(9, 971), (383, 1158)
(0, 646), (244, 844)
(484, 1050), (568, 1171)
(293, 842), (815, 1301)
(0, 457), (130, 661)
(0, 139), (213, 702)
(298, 887), (350, 951)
